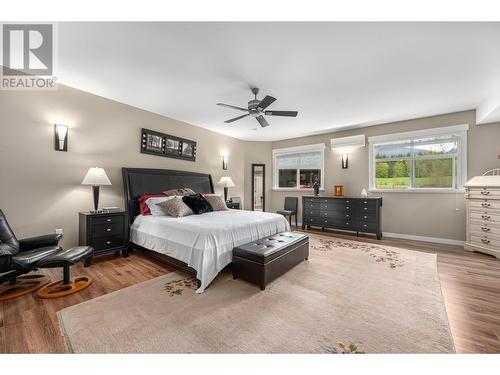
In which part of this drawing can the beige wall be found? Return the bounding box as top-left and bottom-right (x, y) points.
(271, 110), (500, 242)
(2, 84), (499, 247)
(0, 84), (266, 248)
(243, 142), (273, 211)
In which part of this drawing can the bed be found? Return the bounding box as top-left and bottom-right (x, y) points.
(122, 168), (290, 292)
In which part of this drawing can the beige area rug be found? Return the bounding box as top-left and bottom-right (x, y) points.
(58, 234), (455, 353)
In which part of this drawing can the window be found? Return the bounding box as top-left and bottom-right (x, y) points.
(273, 144), (325, 190)
(368, 124), (468, 192)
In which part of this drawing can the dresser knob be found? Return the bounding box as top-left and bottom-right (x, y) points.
(481, 190), (490, 195)
(106, 228), (111, 232)
(364, 201), (368, 204)
(364, 215), (367, 219)
(364, 207), (367, 210)
(346, 214), (350, 217)
(363, 224), (367, 227)
(482, 214), (491, 219)
(346, 206), (350, 209)
(106, 218), (111, 222)
(481, 227), (491, 232)
(106, 241), (111, 244)
(481, 238), (490, 244)
(482, 202), (491, 207)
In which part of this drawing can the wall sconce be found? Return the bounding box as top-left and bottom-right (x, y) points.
(54, 124), (68, 151)
(331, 134), (365, 169)
(222, 154), (228, 170)
(341, 153), (348, 169)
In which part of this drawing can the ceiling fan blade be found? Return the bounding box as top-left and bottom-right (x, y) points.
(256, 115), (270, 128)
(264, 110), (298, 117)
(217, 103), (248, 112)
(257, 95), (277, 110)
(224, 113), (250, 123)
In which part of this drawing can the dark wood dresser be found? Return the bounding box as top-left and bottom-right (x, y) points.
(79, 210), (129, 258)
(301, 196), (382, 239)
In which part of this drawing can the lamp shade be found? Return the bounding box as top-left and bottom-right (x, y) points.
(217, 176), (235, 188)
(81, 167), (112, 186)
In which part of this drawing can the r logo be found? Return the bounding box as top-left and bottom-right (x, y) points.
(2, 24), (53, 76)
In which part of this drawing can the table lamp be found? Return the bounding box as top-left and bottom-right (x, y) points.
(82, 167), (112, 212)
(217, 176), (235, 202)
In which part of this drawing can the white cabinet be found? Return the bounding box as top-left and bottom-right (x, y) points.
(465, 175), (500, 259)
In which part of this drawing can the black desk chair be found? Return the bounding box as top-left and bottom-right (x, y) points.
(277, 197), (298, 228)
(0, 209), (62, 301)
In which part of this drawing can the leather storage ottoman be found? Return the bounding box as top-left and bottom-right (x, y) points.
(232, 232), (309, 290)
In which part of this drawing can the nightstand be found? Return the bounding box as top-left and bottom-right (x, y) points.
(79, 210), (128, 259)
(226, 201), (241, 209)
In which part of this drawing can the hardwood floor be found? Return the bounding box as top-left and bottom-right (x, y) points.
(0, 252), (175, 353)
(1, 229), (500, 353)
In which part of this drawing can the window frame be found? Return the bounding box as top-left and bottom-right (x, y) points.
(272, 143), (325, 191)
(368, 124), (468, 193)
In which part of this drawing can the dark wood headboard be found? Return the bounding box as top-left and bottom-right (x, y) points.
(122, 168), (214, 225)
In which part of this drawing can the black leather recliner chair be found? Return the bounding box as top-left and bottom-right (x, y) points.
(0, 209), (63, 301)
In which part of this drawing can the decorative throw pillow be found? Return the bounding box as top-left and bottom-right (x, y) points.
(145, 196), (175, 216)
(203, 194), (228, 211)
(163, 187), (196, 197)
(182, 194), (214, 215)
(157, 196), (193, 218)
(138, 193), (165, 215)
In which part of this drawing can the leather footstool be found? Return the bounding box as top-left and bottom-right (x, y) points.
(36, 246), (94, 299)
(232, 232), (309, 290)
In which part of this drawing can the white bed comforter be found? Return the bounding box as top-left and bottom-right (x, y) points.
(130, 210), (290, 292)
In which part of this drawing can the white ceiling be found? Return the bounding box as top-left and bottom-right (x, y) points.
(57, 22), (500, 141)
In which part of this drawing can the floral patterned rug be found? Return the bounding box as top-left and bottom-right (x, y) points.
(58, 233), (455, 353)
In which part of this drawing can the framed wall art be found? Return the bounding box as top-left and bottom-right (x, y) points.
(140, 128), (197, 162)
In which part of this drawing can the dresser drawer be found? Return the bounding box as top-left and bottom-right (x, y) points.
(319, 218), (353, 228)
(471, 235), (500, 249)
(303, 208), (320, 218)
(468, 188), (500, 199)
(344, 212), (357, 220)
(470, 218), (500, 230)
(92, 215), (124, 225)
(91, 236), (125, 251)
(358, 200), (378, 208)
(320, 203), (356, 212)
(471, 224), (500, 238)
(92, 222), (124, 239)
(357, 213), (377, 222)
(304, 201), (320, 210)
(304, 216), (322, 225)
(319, 211), (350, 219)
(470, 211), (500, 224)
(319, 201), (350, 210)
(304, 198), (320, 203)
(469, 199), (500, 211)
(358, 222), (377, 232)
(357, 205), (376, 213)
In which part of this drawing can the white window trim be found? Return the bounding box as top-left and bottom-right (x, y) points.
(272, 143), (325, 191)
(368, 124), (469, 193)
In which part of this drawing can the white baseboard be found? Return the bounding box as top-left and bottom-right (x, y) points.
(295, 222), (464, 246)
(382, 232), (464, 246)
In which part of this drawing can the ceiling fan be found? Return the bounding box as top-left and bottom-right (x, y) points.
(216, 87), (298, 127)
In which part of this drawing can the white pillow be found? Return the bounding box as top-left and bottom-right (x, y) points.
(145, 196), (176, 216)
